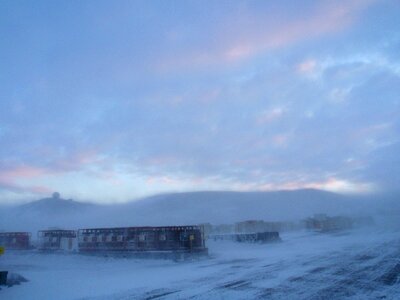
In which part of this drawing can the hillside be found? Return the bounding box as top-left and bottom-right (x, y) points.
(0, 189), (375, 232)
(18, 196), (94, 214)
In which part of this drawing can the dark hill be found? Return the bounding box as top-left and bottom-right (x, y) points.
(0, 189), (373, 232)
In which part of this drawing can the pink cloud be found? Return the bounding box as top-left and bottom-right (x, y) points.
(0, 165), (46, 182)
(28, 185), (53, 194)
(0, 178), (51, 196)
(231, 176), (375, 194)
(296, 59), (318, 74)
(271, 134), (290, 148)
(257, 108), (285, 124)
(0, 165), (53, 196)
(303, 178), (376, 194)
(220, 0), (375, 62)
(0, 149), (113, 197)
(156, 0), (375, 71)
(146, 175), (179, 186)
(53, 150), (104, 172)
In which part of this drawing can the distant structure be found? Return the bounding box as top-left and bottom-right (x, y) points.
(0, 232), (31, 250)
(235, 220), (298, 233)
(210, 232), (281, 243)
(77, 225), (208, 258)
(304, 214), (353, 232)
(52, 192), (61, 200)
(38, 229), (77, 251)
(235, 232), (281, 243)
(199, 223), (213, 239)
(210, 224), (234, 235)
(235, 220), (267, 233)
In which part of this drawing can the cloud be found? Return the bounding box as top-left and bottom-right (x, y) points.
(296, 59), (318, 75)
(156, 0), (376, 71)
(0, 149), (116, 199)
(257, 107), (285, 124)
(0, 165), (51, 196)
(0, 166), (53, 196)
(215, 175), (375, 195)
(0, 165), (46, 180)
(0, 0), (398, 203)
(304, 178), (376, 194)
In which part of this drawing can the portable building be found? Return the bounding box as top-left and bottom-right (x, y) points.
(235, 231), (281, 243)
(305, 214), (353, 232)
(77, 225), (207, 256)
(38, 230), (77, 251)
(0, 232), (31, 250)
(210, 231), (280, 243)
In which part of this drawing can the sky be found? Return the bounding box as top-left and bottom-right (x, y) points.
(0, 0), (399, 204)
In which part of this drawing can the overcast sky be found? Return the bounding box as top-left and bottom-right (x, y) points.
(0, 0), (399, 203)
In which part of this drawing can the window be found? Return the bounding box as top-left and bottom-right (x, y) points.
(168, 233), (175, 241)
(180, 233), (188, 241)
(139, 233), (146, 241)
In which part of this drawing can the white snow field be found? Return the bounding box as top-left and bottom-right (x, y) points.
(1, 228), (400, 300)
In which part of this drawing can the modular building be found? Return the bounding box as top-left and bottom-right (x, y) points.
(210, 231), (281, 243)
(77, 225), (207, 257)
(235, 220), (298, 234)
(0, 232), (31, 250)
(38, 230), (77, 251)
(305, 214), (353, 232)
(235, 232), (281, 243)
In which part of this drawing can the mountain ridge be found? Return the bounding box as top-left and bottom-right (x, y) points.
(0, 189), (377, 232)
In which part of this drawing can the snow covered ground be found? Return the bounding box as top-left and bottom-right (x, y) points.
(1, 228), (400, 300)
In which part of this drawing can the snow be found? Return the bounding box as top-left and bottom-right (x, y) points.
(1, 228), (400, 299)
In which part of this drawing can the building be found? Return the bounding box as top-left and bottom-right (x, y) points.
(304, 214), (353, 232)
(199, 223), (213, 239)
(235, 220), (266, 233)
(235, 232), (281, 243)
(209, 231), (281, 243)
(0, 232), (31, 250)
(38, 229), (77, 251)
(211, 224), (234, 235)
(234, 220), (296, 233)
(77, 225), (208, 257)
